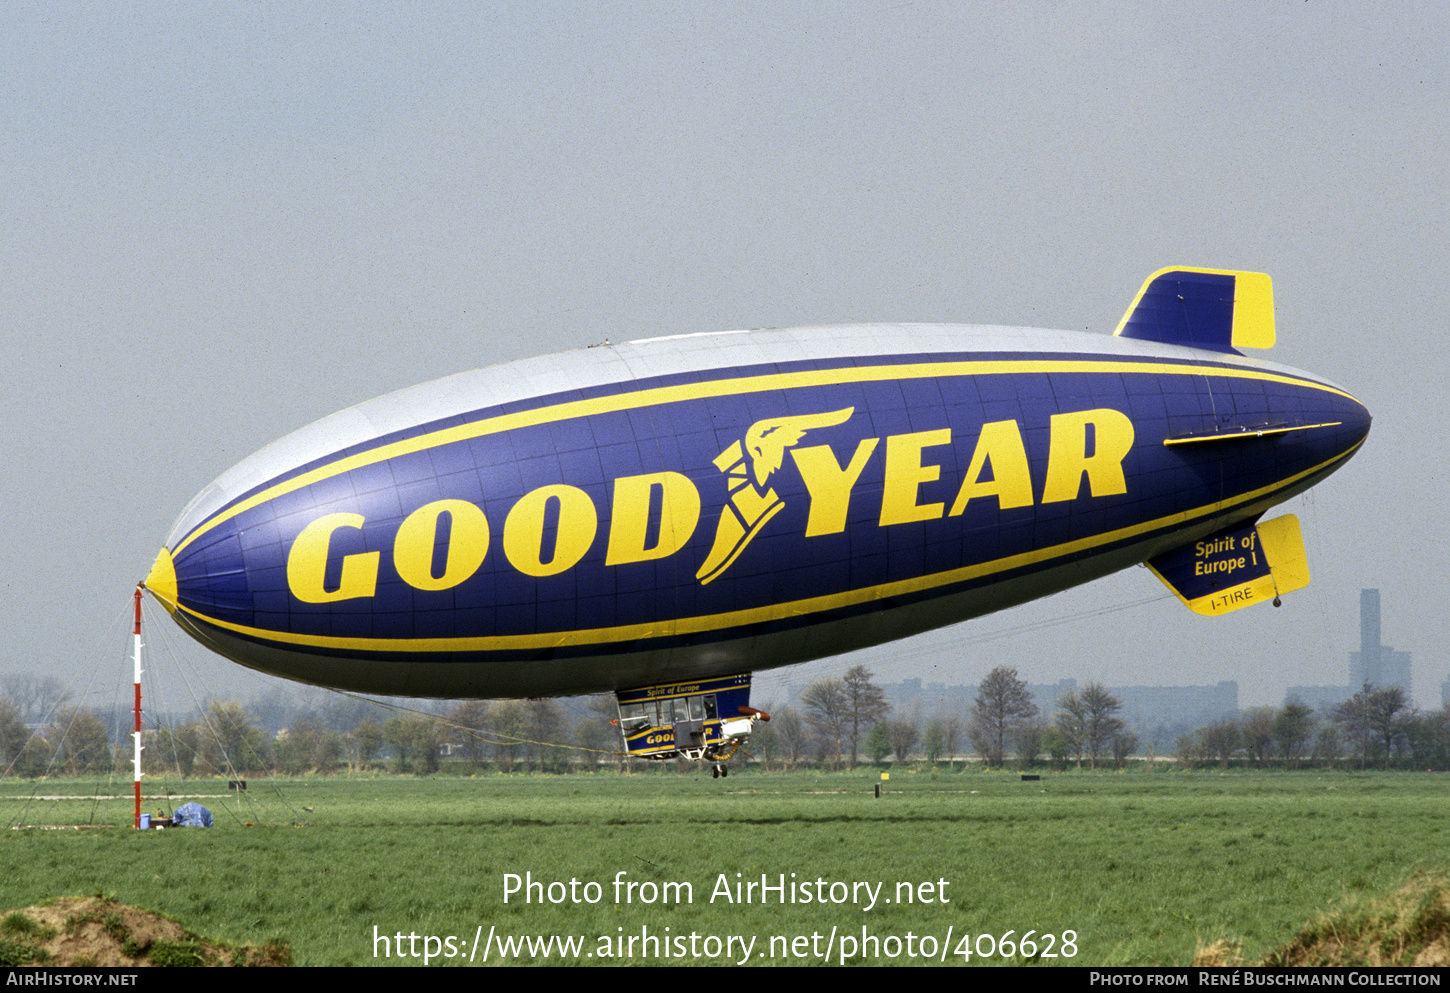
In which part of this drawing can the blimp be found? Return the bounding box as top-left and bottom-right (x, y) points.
(144, 268), (1369, 771)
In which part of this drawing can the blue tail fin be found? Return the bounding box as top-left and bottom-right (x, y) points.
(1115, 267), (1275, 353)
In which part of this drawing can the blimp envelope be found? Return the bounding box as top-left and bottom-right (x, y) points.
(145, 269), (1370, 700)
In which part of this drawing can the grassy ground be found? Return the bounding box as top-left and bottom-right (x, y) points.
(2, 767), (1446, 965)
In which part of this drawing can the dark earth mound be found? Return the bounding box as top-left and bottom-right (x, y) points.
(0, 895), (289, 967)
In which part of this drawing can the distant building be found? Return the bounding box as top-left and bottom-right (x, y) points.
(1022, 679), (1238, 729)
(1028, 679), (1080, 712)
(876, 675), (1237, 749)
(1110, 682), (1239, 732)
(1349, 589), (1412, 698)
(1281, 685), (1354, 715)
(1287, 588), (1412, 711)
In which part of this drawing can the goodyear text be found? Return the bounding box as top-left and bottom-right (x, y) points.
(285, 407), (1134, 603)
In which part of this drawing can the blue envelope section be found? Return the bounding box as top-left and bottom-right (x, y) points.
(153, 347), (1368, 694)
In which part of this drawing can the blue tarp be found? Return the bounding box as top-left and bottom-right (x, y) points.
(172, 802), (213, 827)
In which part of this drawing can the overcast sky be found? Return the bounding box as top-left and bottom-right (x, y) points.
(3, 1), (1445, 721)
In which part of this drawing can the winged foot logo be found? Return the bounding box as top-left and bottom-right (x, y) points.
(695, 407), (855, 584)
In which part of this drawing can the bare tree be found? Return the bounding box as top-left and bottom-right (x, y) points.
(154, 720), (202, 777)
(2, 674), (71, 724)
(1079, 684), (1125, 769)
(886, 712), (920, 763)
(1274, 701), (1315, 769)
(937, 710), (964, 768)
(1241, 707), (1276, 767)
(1203, 719), (1241, 768)
(1017, 719), (1045, 770)
(1174, 728), (1213, 768)
(523, 698), (565, 772)
(490, 700), (527, 772)
(772, 705), (808, 770)
(54, 708), (111, 775)
(842, 666), (890, 768)
(749, 703), (779, 771)
(1332, 685), (1409, 769)
(202, 700), (268, 774)
(1056, 683), (1123, 769)
(574, 696), (619, 772)
(1054, 691), (1088, 768)
(1363, 686), (1412, 769)
(1111, 729), (1138, 769)
(1407, 710), (1450, 770)
(0, 697), (28, 770)
(447, 700), (493, 770)
(802, 678), (849, 769)
(277, 712), (331, 773)
(970, 666), (1038, 767)
(1312, 722), (1341, 769)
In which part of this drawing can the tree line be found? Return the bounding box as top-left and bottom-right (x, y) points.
(0, 681), (606, 778)
(753, 669), (1450, 773)
(3, 668), (1447, 777)
(749, 665), (1133, 771)
(1172, 685), (1450, 771)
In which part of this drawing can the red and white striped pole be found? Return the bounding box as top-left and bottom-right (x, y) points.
(132, 584), (144, 829)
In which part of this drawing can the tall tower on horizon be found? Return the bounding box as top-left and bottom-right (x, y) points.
(1359, 589), (1381, 683)
(1349, 588), (1412, 698)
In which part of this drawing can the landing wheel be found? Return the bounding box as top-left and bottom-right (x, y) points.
(721, 764), (729, 777)
(711, 766), (720, 779)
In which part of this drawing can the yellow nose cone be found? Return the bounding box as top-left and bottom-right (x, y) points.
(144, 548), (179, 613)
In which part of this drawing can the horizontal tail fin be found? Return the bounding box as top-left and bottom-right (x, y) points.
(1147, 514), (1309, 616)
(1116, 267), (1275, 353)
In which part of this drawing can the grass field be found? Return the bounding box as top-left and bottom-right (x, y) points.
(3, 767), (1447, 966)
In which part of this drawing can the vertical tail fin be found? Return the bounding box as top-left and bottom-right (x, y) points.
(1116, 267), (1275, 353)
